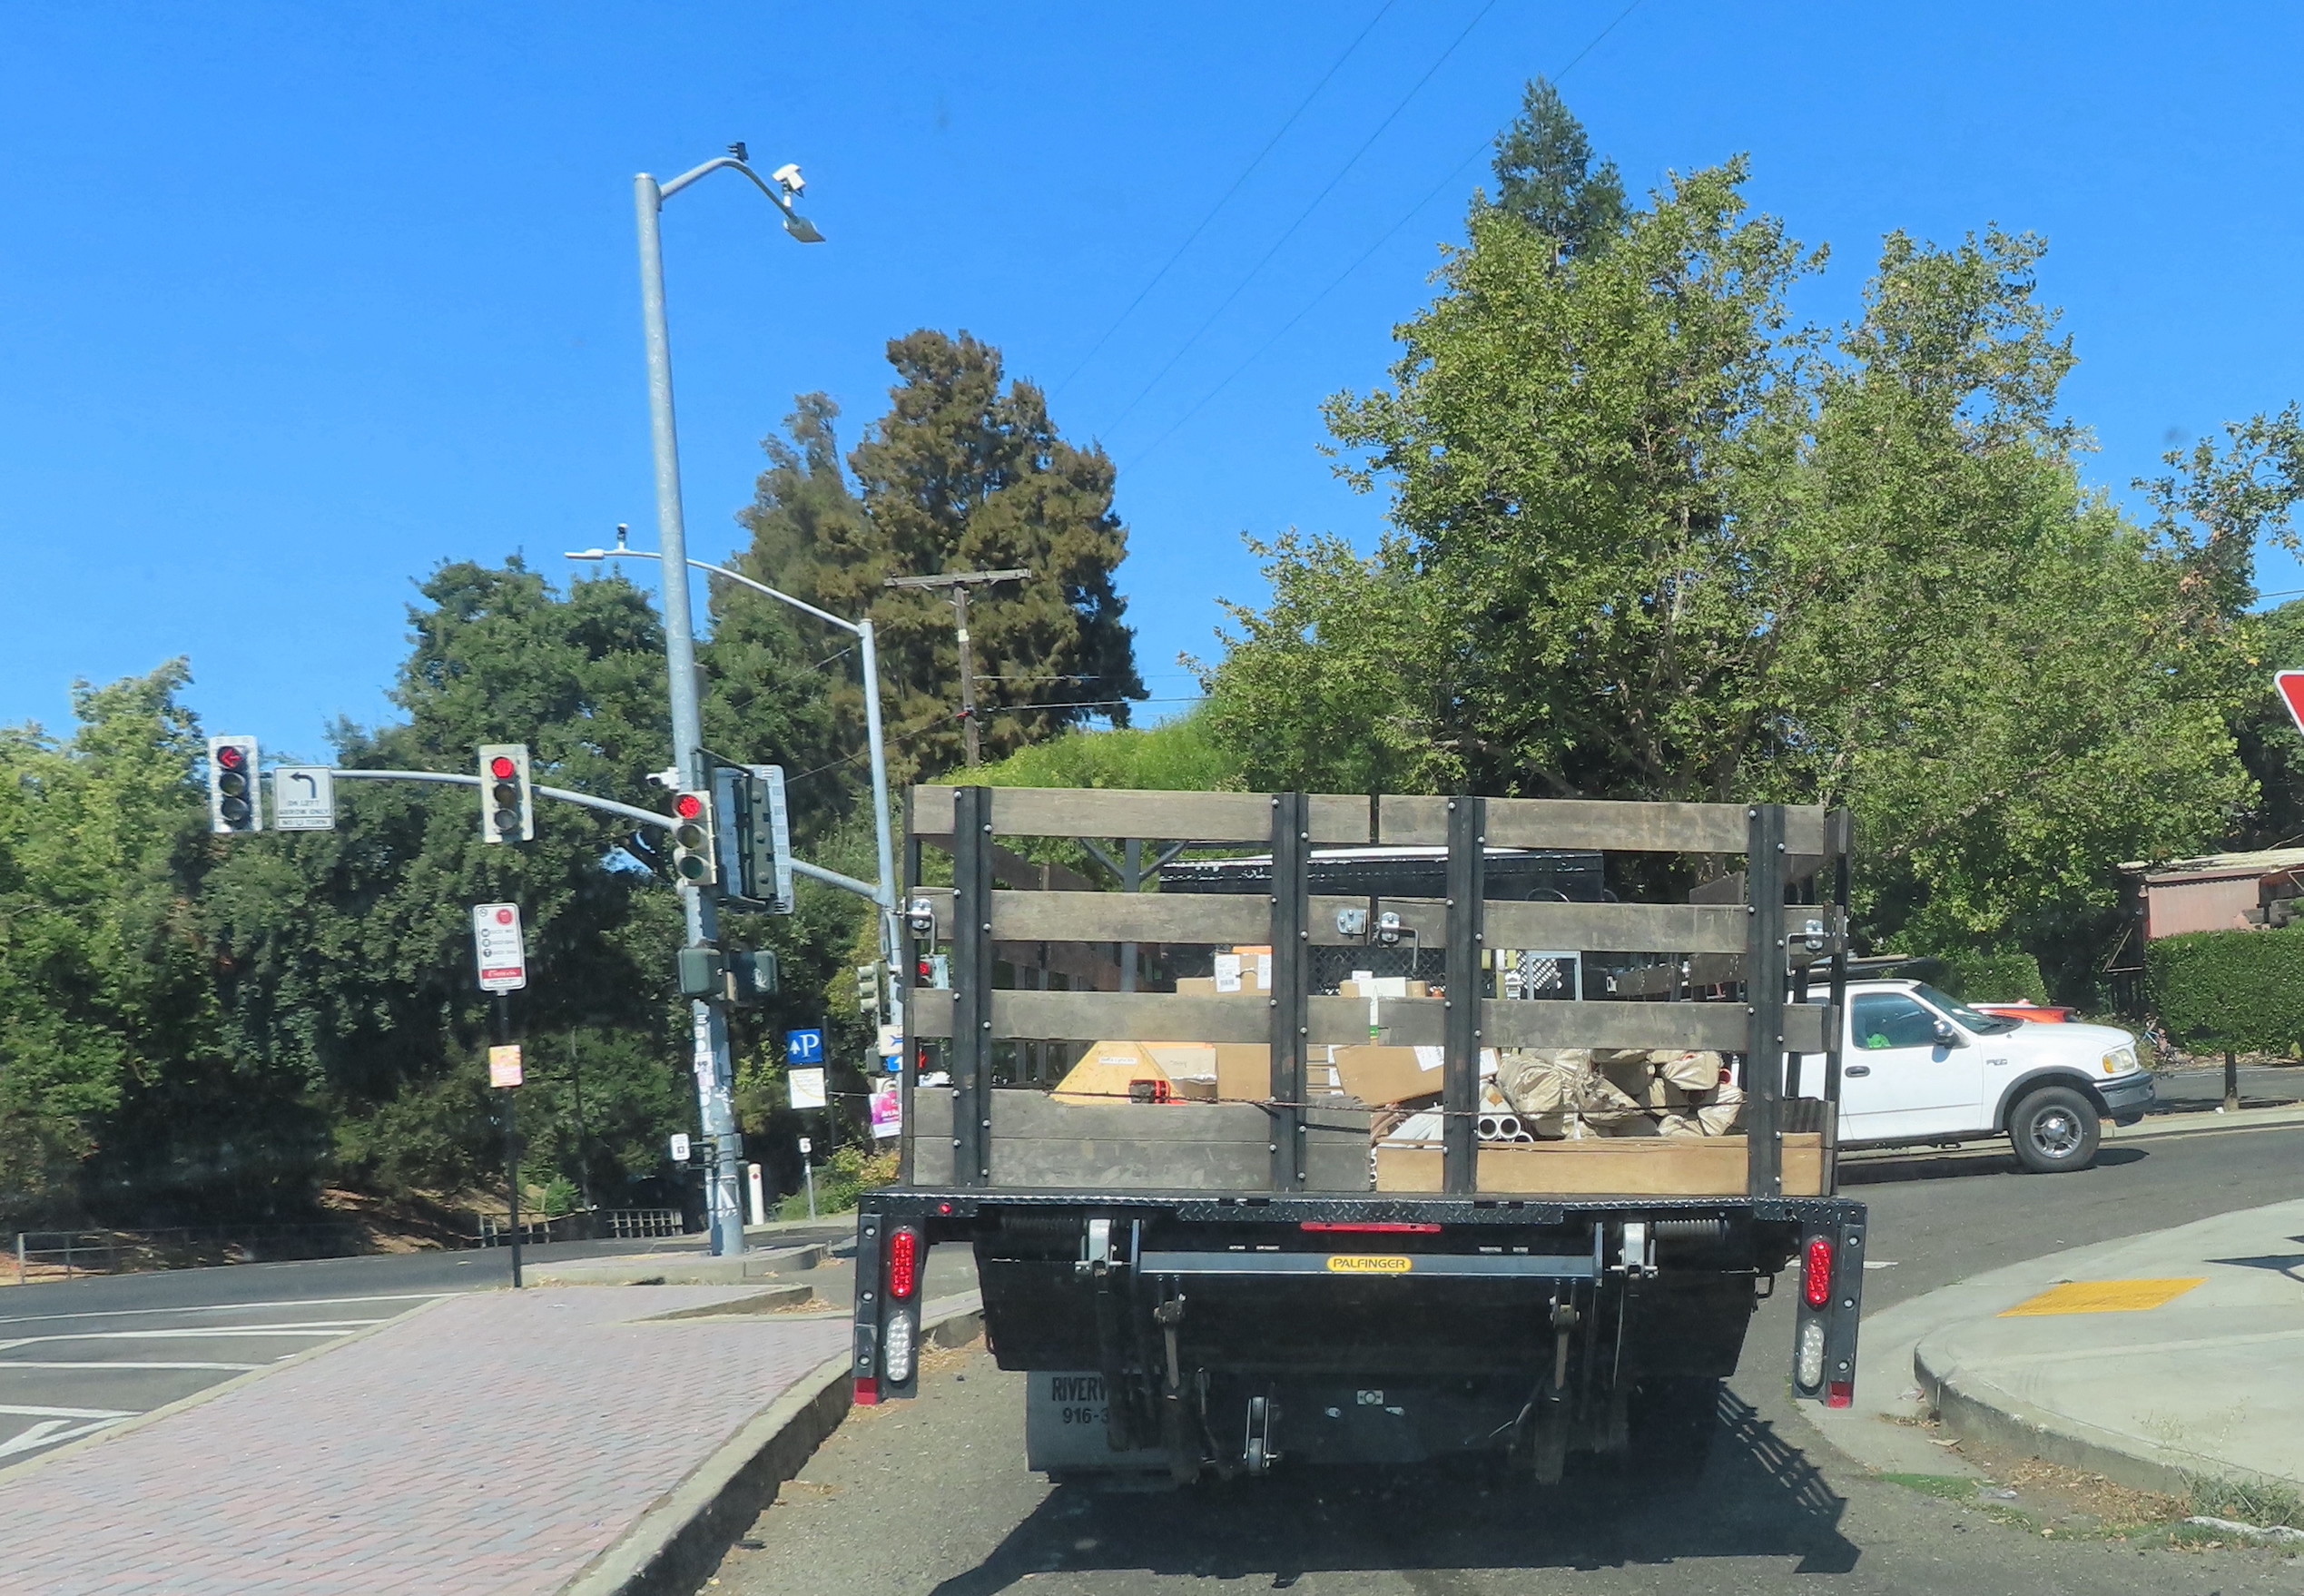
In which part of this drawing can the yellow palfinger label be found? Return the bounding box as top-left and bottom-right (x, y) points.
(1325, 1255), (1413, 1275)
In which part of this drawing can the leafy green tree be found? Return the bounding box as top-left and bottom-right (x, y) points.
(1482, 77), (1627, 259)
(734, 330), (1146, 783)
(0, 664), (307, 1223)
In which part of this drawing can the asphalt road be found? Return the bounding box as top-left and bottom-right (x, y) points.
(711, 1123), (2304, 1596)
(0, 1225), (851, 1468)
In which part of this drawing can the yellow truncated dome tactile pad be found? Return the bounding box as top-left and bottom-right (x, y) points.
(1998, 1278), (2207, 1316)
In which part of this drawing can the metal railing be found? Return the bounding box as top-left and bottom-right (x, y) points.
(473, 1207), (686, 1248)
(11, 1222), (369, 1283)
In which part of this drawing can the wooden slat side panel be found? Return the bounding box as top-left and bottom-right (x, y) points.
(1307, 793), (1374, 846)
(913, 785), (958, 835)
(1478, 799), (1830, 855)
(1482, 901), (1750, 954)
(1374, 794), (1449, 845)
(993, 990), (1274, 1043)
(990, 892), (1270, 944)
(990, 787), (1275, 842)
(1374, 1137), (1826, 1197)
(1478, 1001), (1753, 1053)
(910, 987), (956, 1039)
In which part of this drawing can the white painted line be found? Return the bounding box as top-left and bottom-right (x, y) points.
(0, 1292), (451, 1328)
(0, 1416), (129, 1458)
(0, 1322), (384, 1352)
(0, 1403), (136, 1419)
(0, 1361), (271, 1371)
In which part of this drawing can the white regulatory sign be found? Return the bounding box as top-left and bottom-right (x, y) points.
(669, 1132), (692, 1163)
(471, 903), (527, 992)
(788, 1067), (828, 1110)
(271, 767), (337, 831)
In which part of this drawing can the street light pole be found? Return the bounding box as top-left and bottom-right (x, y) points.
(566, 537), (902, 1034)
(632, 151), (822, 1258)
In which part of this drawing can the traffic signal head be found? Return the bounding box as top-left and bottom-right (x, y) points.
(206, 736), (261, 834)
(671, 789), (718, 887)
(477, 744), (534, 843)
(856, 961), (881, 1015)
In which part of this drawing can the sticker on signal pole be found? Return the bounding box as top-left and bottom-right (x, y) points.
(271, 767), (337, 831)
(488, 1044), (523, 1089)
(471, 903), (527, 992)
(869, 1079), (902, 1139)
(789, 1067), (828, 1110)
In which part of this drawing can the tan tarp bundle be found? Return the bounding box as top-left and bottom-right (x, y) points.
(1494, 1048), (1743, 1139)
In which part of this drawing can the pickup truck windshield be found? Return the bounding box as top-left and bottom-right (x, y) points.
(1911, 982), (2019, 1035)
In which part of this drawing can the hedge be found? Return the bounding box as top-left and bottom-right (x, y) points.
(2146, 925), (2304, 1054)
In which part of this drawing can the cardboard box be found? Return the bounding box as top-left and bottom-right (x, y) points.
(1050, 1039), (1216, 1105)
(1338, 979), (1430, 1000)
(1334, 1045), (1498, 1108)
(1209, 1043), (1343, 1103)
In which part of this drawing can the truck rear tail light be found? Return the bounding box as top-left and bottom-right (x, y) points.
(887, 1228), (920, 1300)
(1802, 1236), (1834, 1309)
(853, 1376), (881, 1406)
(1826, 1380), (1854, 1409)
(884, 1311), (917, 1384)
(1300, 1222), (1442, 1235)
(1797, 1320), (1826, 1389)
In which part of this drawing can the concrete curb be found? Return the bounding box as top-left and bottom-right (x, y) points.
(558, 1290), (984, 1596)
(1911, 1328), (2303, 1498)
(2117, 1102), (2304, 1140)
(525, 1244), (825, 1287)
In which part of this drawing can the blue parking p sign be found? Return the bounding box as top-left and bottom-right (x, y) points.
(785, 1028), (826, 1066)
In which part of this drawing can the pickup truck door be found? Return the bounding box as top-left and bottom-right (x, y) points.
(1840, 992), (1986, 1141)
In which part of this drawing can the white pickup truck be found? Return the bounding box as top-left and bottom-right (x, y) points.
(1817, 980), (2154, 1172)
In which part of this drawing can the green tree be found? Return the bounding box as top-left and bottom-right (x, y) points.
(734, 330), (1146, 783)
(1482, 77), (1627, 259)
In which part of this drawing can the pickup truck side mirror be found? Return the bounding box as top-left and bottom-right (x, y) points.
(1932, 1019), (1962, 1047)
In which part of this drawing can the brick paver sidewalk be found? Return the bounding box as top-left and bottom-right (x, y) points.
(0, 1287), (852, 1596)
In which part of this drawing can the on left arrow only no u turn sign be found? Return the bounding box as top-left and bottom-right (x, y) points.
(472, 903), (527, 992)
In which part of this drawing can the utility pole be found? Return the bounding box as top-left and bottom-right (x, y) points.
(884, 568), (1031, 767)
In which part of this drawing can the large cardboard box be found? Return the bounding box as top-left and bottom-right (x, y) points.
(1051, 1040), (1217, 1105)
(1334, 1045), (1498, 1108)
(1209, 1043), (1342, 1103)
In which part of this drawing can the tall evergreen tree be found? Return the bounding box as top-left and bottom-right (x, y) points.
(734, 330), (1144, 783)
(1482, 77), (1627, 260)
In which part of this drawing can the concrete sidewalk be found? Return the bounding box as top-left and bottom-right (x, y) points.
(0, 1286), (852, 1596)
(1811, 1197), (2304, 1497)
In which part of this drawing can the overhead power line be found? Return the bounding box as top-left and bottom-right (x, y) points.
(1126, 0), (1651, 470)
(1050, 0), (1399, 400)
(1097, 0), (1504, 441)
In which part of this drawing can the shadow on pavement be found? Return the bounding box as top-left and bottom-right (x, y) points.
(1841, 1145), (2145, 1185)
(924, 1388), (1855, 1594)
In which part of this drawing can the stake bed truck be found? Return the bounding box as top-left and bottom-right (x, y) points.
(851, 787), (1866, 1485)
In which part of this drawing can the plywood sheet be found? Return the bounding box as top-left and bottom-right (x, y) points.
(1374, 1134), (1826, 1197)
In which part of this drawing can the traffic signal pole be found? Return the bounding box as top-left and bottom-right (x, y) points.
(636, 169), (744, 1258)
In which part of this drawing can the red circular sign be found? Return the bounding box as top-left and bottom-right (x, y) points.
(496, 909), (514, 925)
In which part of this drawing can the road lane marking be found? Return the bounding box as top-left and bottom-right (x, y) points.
(0, 1321), (386, 1351)
(0, 1416), (130, 1458)
(2000, 1278), (2207, 1315)
(0, 1361), (272, 1371)
(0, 1404), (136, 1419)
(0, 1292), (450, 1328)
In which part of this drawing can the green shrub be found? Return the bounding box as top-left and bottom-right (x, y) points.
(1932, 950), (2049, 1004)
(2147, 925), (2304, 1054)
(780, 1142), (901, 1219)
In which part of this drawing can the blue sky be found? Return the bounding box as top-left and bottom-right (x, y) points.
(5, 3), (2303, 756)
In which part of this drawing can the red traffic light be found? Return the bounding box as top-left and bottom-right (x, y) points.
(215, 744), (245, 771)
(674, 793), (705, 821)
(489, 755), (518, 780)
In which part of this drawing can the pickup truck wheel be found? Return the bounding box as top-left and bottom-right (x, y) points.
(2008, 1086), (2100, 1174)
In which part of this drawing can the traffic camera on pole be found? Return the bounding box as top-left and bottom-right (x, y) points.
(671, 789), (719, 888)
(206, 736), (261, 834)
(478, 744), (534, 842)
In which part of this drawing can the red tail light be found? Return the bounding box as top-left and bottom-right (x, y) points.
(853, 1376), (881, 1405)
(887, 1229), (919, 1300)
(1826, 1380), (1854, 1409)
(1803, 1236), (1835, 1309)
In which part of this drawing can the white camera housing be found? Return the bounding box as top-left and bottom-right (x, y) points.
(771, 162), (805, 195)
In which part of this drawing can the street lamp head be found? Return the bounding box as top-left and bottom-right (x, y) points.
(564, 549), (606, 562)
(783, 212), (824, 245)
